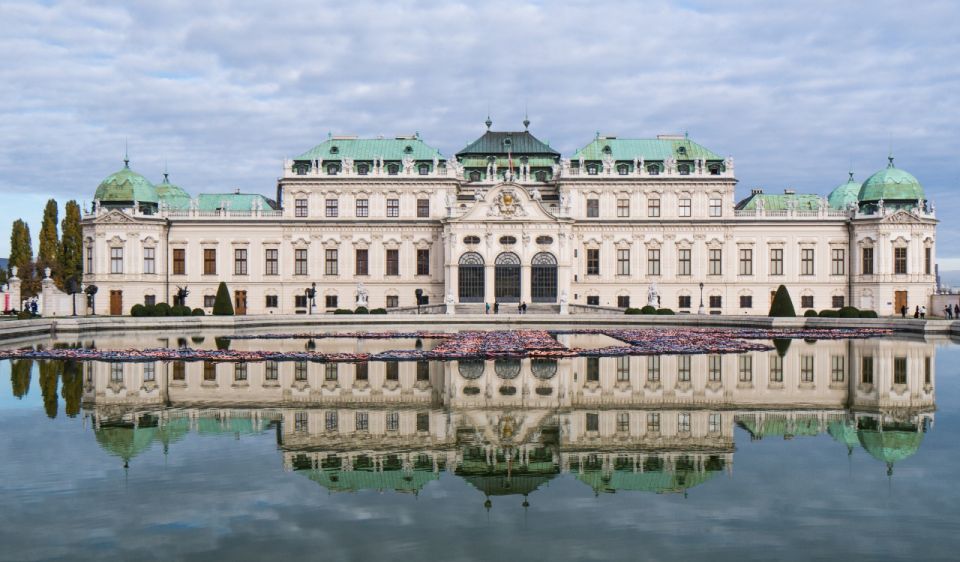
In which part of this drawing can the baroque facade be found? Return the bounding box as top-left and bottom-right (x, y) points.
(81, 121), (937, 315)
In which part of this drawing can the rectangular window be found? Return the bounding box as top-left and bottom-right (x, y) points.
(234, 363), (247, 382)
(386, 412), (399, 431)
(894, 357), (907, 385)
(324, 363), (338, 381)
(265, 361), (278, 381)
(355, 199), (369, 217)
(925, 247), (932, 275)
(294, 411), (308, 433)
(770, 248), (784, 276)
(417, 361), (430, 381)
(709, 295), (722, 308)
(678, 248), (691, 276)
(678, 355), (691, 381)
(679, 198), (692, 217)
(862, 247), (874, 275)
(203, 362), (216, 382)
(617, 249), (630, 276)
(647, 198), (661, 217)
(417, 249), (430, 275)
(708, 355), (722, 381)
(616, 412), (630, 432)
(586, 199), (599, 218)
(204, 295), (215, 308)
(709, 249), (722, 275)
(925, 356), (931, 385)
(173, 361), (186, 381)
(801, 295), (814, 308)
(740, 295), (753, 308)
(387, 198), (399, 218)
(678, 412), (691, 433)
(861, 356), (874, 384)
(586, 249), (600, 275)
(739, 248), (753, 276)
(325, 198), (338, 218)
(294, 295), (307, 308)
(617, 199), (630, 217)
(143, 247), (155, 274)
(355, 249), (369, 276)
(144, 295), (156, 307)
(295, 198), (308, 218)
(325, 249), (338, 275)
(647, 248), (661, 276)
(709, 413), (721, 433)
(894, 247), (907, 274)
(203, 249), (216, 275)
(586, 357), (600, 382)
(265, 295), (278, 308)
(738, 355), (753, 382)
(831, 249), (845, 275)
(294, 361), (308, 381)
(586, 413), (599, 432)
(110, 247), (123, 274)
(295, 249), (308, 275)
(356, 412), (369, 431)
(801, 248), (815, 275)
(355, 362), (368, 381)
(386, 361), (399, 381)
(386, 249), (399, 276)
(586, 295), (600, 306)
(831, 355), (845, 382)
(386, 295), (399, 308)
(770, 354), (783, 383)
(678, 295), (691, 309)
(325, 411), (338, 431)
(617, 295), (630, 309)
(85, 245), (93, 274)
(143, 362), (155, 382)
(416, 413), (430, 432)
(234, 248), (247, 275)
(325, 295), (337, 309)
(832, 295), (845, 308)
(417, 199), (430, 217)
(265, 248), (278, 275)
(801, 355), (815, 383)
(709, 198), (722, 217)
(616, 356), (630, 381)
(646, 356), (661, 382)
(110, 363), (124, 382)
(646, 412), (660, 433)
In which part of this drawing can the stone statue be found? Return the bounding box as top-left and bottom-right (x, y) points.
(756, 197), (765, 213)
(665, 157), (676, 174)
(877, 198), (885, 215)
(559, 191), (569, 210)
(530, 186), (542, 201)
(818, 197), (827, 211)
(445, 191), (456, 208)
(356, 283), (369, 307)
(11, 266), (18, 279)
(343, 157), (354, 174)
(402, 156), (414, 174)
(445, 293), (456, 315)
(559, 290), (569, 315)
(474, 188), (484, 202)
(190, 198), (199, 212)
(647, 282), (659, 307)
(724, 156), (734, 173)
(43, 267), (51, 279)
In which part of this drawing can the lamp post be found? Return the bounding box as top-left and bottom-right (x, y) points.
(67, 277), (79, 316)
(85, 284), (98, 316)
(698, 282), (705, 315)
(415, 288), (423, 315)
(306, 283), (317, 314)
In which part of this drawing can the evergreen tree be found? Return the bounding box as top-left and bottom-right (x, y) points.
(10, 359), (33, 399)
(61, 360), (83, 417)
(37, 199), (59, 280)
(38, 360), (60, 419)
(9, 219), (37, 297)
(213, 282), (234, 315)
(59, 200), (83, 287)
(768, 285), (797, 317)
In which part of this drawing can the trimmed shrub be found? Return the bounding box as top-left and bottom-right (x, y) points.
(818, 309), (839, 318)
(192, 308), (205, 316)
(370, 308), (388, 314)
(804, 309), (818, 317)
(640, 305), (657, 315)
(215, 337), (231, 350)
(773, 338), (792, 357)
(334, 308), (354, 314)
(354, 306), (369, 314)
(656, 308), (675, 315)
(154, 302), (172, 317)
(769, 285), (796, 317)
(143, 304), (157, 317)
(130, 304), (145, 317)
(859, 309), (878, 318)
(624, 307), (642, 315)
(213, 282), (234, 316)
(839, 306), (860, 319)
(17, 310), (33, 320)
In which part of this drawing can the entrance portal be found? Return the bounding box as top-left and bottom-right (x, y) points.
(894, 290), (908, 313)
(531, 252), (558, 303)
(458, 252), (485, 303)
(235, 291), (247, 315)
(109, 290), (122, 316)
(495, 252), (521, 303)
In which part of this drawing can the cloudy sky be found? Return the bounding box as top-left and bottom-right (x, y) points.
(1, 0), (958, 262)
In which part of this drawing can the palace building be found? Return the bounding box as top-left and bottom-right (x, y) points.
(80, 119), (937, 316)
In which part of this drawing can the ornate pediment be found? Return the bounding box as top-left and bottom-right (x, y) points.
(93, 209), (138, 224)
(453, 183), (559, 223)
(881, 210), (930, 224)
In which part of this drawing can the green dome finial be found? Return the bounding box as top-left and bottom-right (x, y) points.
(124, 139), (129, 168)
(888, 155), (895, 168)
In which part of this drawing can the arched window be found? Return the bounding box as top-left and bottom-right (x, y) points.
(678, 164), (690, 175)
(535, 171), (547, 182)
(495, 252), (521, 303)
(463, 235), (481, 245)
(602, 145), (612, 154)
(495, 359), (521, 379)
(617, 164), (629, 175)
(387, 164), (399, 175)
(531, 252), (558, 303)
(531, 358), (558, 380)
(532, 252), (557, 265)
(647, 164), (660, 176)
(418, 164), (430, 175)
(458, 252), (485, 303)
(469, 170), (482, 181)
(458, 360), (485, 379)
(708, 164), (721, 176)
(495, 252), (521, 265)
(404, 145), (414, 154)
(460, 252), (484, 265)
(677, 146), (687, 156)
(357, 163), (369, 175)
(329, 146), (339, 154)
(503, 138), (512, 148)
(587, 165), (599, 175)
(499, 236), (517, 245)
(326, 163), (340, 175)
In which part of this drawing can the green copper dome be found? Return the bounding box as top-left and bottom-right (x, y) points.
(828, 172), (861, 209)
(858, 157), (924, 203)
(93, 159), (159, 204)
(858, 428), (923, 474)
(156, 172), (190, 199)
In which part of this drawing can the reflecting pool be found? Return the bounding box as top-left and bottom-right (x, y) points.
(1, 329), (958, 561)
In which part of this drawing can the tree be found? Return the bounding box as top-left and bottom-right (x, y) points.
(9, 219), (37, 297)
(768, 285), (796, 317)
(37, 199), (59, 281)
(213, 281), (234, 315)
(38, 360), (60, 419)
(10, 359), (33, 399)
(61, 360), (83, 417)
(59, 200), (83, 288)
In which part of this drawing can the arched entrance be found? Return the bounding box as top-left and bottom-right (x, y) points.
(495, 252), (521, 303)
(458, 252), (485, 303)
(531, 252), (557, 303)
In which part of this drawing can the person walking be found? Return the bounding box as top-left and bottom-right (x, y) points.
(485, 302), (490, 315)
(522, 302), (527, 314)
(914, 306), (920, 319)
(945, 305), (952, 319)
(954, 303), (959, 319)
(494, 302), (499, 314)
(920, 305), (926, 319)
(901, 304), (907, 319)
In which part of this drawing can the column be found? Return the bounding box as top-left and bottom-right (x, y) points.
(485, 264), (495, 305)
(521, 263), (531, 304)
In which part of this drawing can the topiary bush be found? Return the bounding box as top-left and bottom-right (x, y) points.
(130, 304), (145, 317)
(17, 310), (33, 320)
(370, 308), (387, 314)
(839, 306), (860, 319)
(859, 309), (878, 318)
(624, 307), (641, 315)
(154, 302), (172, 317)
(334, 308), (354, 314)
(192, 308), (205, 316)
(354, 306), (369, 314)
(640, 305), (657, 315)
(213, 282), (234, 316)
(804, 309), (818, 317)
(143, 304), (157, 317)
(769, 285), (796, 317)
(818, 309), (839, 318)
(173, 305), (192, 316)
(656, 308), (675, 315)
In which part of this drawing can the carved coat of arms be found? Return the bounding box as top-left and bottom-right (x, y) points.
(487, 189), (527, 218)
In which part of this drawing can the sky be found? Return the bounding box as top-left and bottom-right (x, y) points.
(1, 0), (958, 264)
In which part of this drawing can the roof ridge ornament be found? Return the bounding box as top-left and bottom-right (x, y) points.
(123, 139), (129, 168)
(887, 155), (895, 168)
(485, 114), (492, 130)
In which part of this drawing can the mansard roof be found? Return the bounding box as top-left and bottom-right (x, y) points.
(572, 136), (724, 162)
(295, 136), (445, 162)
(735, 191), (823, 211)
(456, 130), (560, 158)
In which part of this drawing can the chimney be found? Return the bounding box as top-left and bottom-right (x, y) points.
(784, 188), (796, 195)
(751, 188), (763, 196)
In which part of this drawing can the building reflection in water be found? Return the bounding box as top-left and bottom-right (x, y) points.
(74, 336), (936, 502)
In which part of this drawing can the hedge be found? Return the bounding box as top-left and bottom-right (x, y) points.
(769, 285), (796, 317)
(859, 310), (878, 318)
(640, 305), (657, 315)
(818, 309), (839, 318)
(624, 307), (642, 315)
(130, 304), (146, 317)
(154, 303), (171, 317)
(656, 308), (675, 315)
(334, 308), (354, 314)
(838, 306), (860, 318)
(370, 308), (388, 314)
(804, 309), (818, 317)
(354, 306), (369, 314)
(192, 308), (205, 316)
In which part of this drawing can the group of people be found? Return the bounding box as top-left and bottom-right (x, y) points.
(485, 302), (529, 314)
(898, 303), (960, 319)
(945, 304), (960, 319)
(901, 304), (928, 319)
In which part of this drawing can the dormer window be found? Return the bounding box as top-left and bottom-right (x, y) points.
(535, 171), (547, 182)
(647, 164), (660, 176)
(326, 163), (340, 175)
(708, 164), (721, 176)
(503, 138), (512, 148)
(330, 146), (339, 154)
(469, 170), (482, 182)
(357, 163), (369, 175)
(677, 146), (687, 156)
(418, 164), (430, 175)
(678, 164), (691, 175)
(587, 165), (599, 175)
(602, 145), (612, 154)
(387, 164), (399, 175)
(404, 145), (414, 154)
(617, 164), (629, 175)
